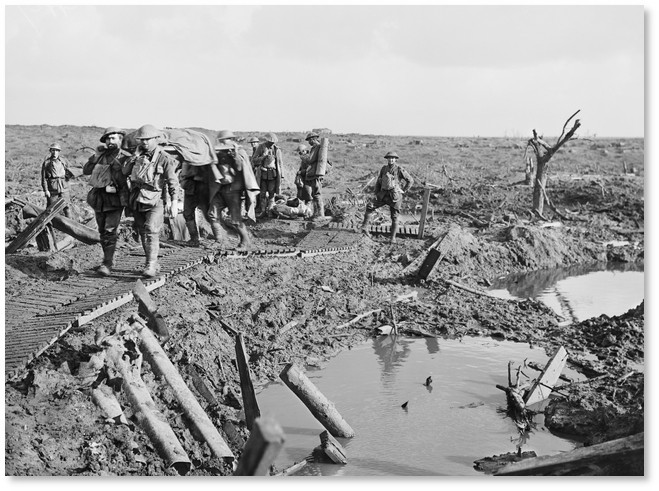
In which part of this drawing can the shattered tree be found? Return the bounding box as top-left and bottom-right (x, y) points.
(526, 110), (581, 218)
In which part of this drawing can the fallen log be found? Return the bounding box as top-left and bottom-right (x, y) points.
(21, 201), (100, 244)
(91, 384), (129, 424)
(496, 432), (644, 476)
(335, 309), (382, 330)
(279, 363), (355, 438)
(132, 317), (234, 461)
(6, 198), (66, 253)
(273, 456), (311, 476)
(234, 416), (285, 476)
(132, 279), (170, 340)
(105, 333), (191, 474)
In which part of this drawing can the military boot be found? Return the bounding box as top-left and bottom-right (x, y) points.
(185, 220), (200, 247)
(235, 223), (252, 250)
(142, 236), (159, 278)
(390, 217), (400, 244)
(210, 221), (226, 244)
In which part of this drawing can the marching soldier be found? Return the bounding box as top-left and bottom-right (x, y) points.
(41, 143), (74, 218)
(301, 132), (328, 220)
(361, 151), (414, 244)
(209, 130), (259, 249)
(82, 128), (131, 276)
(252, 132), (283, 217)
(124, 124), (180, 277)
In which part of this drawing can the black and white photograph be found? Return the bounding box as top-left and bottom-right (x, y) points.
(3, 1), (652, 481)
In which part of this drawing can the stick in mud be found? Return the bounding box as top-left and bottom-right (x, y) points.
(279, 363), (355, 438)
(235, 333), (261, 431)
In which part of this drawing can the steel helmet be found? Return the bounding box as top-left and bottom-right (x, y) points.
(384, 151), (399, 159)
(248, 136), (260, 144)
(305, 132), (319, 141)
(49, 143), (62, 151)
(217, 130), (236, 141)
(134, 124), (162, 140)
(296, 144), (308, 152)
(264, 132), (279, 143)
(100, 126), (126, 143)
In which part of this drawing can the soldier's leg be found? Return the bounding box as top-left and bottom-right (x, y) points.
(258, 178), (268, 216)
(311, 178), (325, 219)
(62, 190), (73, 219)
(361, 198), (384, 236)
(266, 179), (277, 213)
(142, 203), (163, 277)
(227, 191), (251, 249)
(183, 193), (199, 246)
(390, 206), (400, 244)
(208, 192), (230, 244)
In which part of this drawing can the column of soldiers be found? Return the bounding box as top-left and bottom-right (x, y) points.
(45, 126), (412, 278)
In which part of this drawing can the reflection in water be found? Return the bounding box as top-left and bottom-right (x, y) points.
(489, 262), (644, 323)
(372, 335), (412, 387)
(425, 337), (440, 354)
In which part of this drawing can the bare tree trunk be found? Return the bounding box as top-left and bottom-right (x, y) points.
(528, 110), (582, 217)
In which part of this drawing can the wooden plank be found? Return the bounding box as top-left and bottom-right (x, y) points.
(320, 430), (347, 464)
(6, 198), (66, 253)
(36, 223), (58, 252)
(22, 201), (100, 244)
(524, 346), (568, 406)
(417, 248), (442, 280)
(418, 187), (431, 239)
(496, 432), (643, 476)
(235, 333), (261, 431)
(234, 417), (285, 476)
(132, 279), (169, 339)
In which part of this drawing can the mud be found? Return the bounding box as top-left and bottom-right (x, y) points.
(4, 130), (644, 476)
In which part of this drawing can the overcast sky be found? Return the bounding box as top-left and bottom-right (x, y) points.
(4, 3), (646, 137)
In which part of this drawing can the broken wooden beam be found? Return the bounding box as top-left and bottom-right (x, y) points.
(21, 201), (101, 244)
(132, 317), (235, 461)
(132, 279), (170, 340)
(496, 432), (644, 476)
(235, 333), (261, 431)
(320, 430), (347, 464)
(233, 416), (285, 476)
(36, 223), (58, 252)
(279, 363), (355, 438)
(417, 187), (431, 239)
(524, 346), (568, 406)
(273, 457), (310, 476)
(6, 197), (66, 253)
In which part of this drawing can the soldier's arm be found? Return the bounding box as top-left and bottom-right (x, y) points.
(62, 157), (75, 180)
(82, 154), (98, 175)
(41, 161), (48, 192)
(234, 147), (249, 172)
(400, 168), (414, 192)
(276, 147), (284, 172)
(163, 155), (180, 201)
(374, 167), (383, 194)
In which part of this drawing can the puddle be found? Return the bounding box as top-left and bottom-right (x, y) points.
(487, 262), (644, 324)
(257, 336), (585, 476)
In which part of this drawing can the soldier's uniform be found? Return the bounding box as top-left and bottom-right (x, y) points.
(83, 128), (131, 274)
(252, 133), (283, 216)
(180, 163), (212, 246)
(362, 151), (414, 243)
(41, 143), (74, 218)
(124, 127), (180, 277)
(301, 132), (328, 219)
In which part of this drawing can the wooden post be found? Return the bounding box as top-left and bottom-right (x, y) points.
(21, 201), (100, 244)
(279, 363), (355, 438)
(418, 187), (431, 239)
(235, 333), (261, 430)
(132, 279), (170, 340)
(6, 197), (66, 253)
(134, 320), (235, 461)
(233, 416), (285, 476)
(320, 430), (347, 464)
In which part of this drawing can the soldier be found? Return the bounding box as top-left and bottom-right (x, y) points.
(209, 130), (258, 249)
(361, 151), (414, 244)
(295, 143), (310, 201)
(252, 132), (283, 217)
(301, 132), (328, 220)
(124, 124), (180, 277)
(82, 127), (131, 276)
(247, 136), (260, 157)
(41, 143), (74, 218)
(179, 162), (212, 247)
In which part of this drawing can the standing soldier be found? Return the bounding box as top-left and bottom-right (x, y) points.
(361, 151), (414, 244)
(301, 132), (328, 220)
(209, 130), (258, 249)
(41, 143), (75, 218)
(83, 128), (131, 276)
(247, 136), (260, 158)
(252, 132), (283, 217)
(295, 143), (310, 201)
(124, 124), (180, 277)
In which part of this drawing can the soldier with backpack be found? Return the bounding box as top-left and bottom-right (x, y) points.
(361, 151), (414, 244)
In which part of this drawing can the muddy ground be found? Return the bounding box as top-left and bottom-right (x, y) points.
(4, 128), (644, 476)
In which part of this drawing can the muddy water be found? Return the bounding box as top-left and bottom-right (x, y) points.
(487, 262), (644, 324)
(257, 337), (585, 476)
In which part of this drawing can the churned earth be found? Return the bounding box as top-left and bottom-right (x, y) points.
(4, 127), (644, 476)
